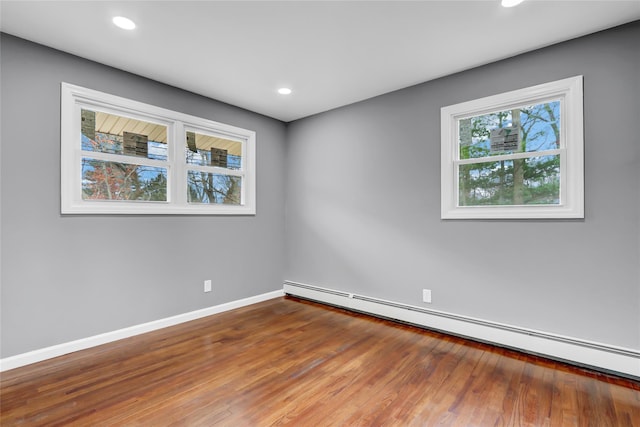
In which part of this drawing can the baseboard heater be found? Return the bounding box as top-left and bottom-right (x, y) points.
(283, 280), (640, 380)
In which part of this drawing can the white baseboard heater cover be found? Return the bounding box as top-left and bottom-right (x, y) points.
(284, 280), (640, 380)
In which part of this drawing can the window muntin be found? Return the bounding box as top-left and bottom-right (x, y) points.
(62, 83), (256, 214)
(441, 76), (583, 219)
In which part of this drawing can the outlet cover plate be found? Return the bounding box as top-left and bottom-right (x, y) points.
(422, 289), (432, 303)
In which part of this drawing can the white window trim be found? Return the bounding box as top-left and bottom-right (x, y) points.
(440, 76), (584, 219)
(61, 83), (256, 215)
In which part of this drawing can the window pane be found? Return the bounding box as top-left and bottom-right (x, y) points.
(187, 171), (242, 205)
(81, 109), (168, 161)
(185, 131), (242, 170)
(458, 155), (560, 206)
(82, 158), (167, 201)
(459, 101), (560, 160)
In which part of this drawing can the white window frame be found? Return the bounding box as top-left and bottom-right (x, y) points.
(61, 83), (256, 215)
(440, 76), (584, 219)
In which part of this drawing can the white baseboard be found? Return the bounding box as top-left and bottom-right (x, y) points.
(0, 290), (284, 372)
(284, 280), (640, 379)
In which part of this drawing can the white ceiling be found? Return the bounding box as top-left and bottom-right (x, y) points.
(1, 1), (639, 122)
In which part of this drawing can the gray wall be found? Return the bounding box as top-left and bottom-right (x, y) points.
(0, 35), (287, 358)
(285, 22), (640, 350)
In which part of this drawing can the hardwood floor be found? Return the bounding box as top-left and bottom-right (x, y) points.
(1, 296), (638, 426)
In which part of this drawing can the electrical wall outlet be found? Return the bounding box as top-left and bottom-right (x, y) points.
(422, 289), (432, 303)
(204, 280), (212, 293)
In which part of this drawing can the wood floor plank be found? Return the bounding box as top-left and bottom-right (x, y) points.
(1, 296), (638, 426)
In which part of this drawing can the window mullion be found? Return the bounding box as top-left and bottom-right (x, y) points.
(171, 122), (185, 206)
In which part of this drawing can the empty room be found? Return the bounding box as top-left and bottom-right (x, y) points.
(1, 1), (639, 425)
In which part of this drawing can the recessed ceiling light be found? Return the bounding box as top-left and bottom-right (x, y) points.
(501, 0), (525, 7)
(278, 88), (292, 95)
(112, 16), (136, 30)
(501, 0), (524, 7)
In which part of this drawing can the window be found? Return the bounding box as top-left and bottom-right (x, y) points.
(441, 76), (584, 219)
(61, 83), (256, 214)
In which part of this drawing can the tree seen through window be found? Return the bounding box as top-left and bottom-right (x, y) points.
(458, 101), (561, 206)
